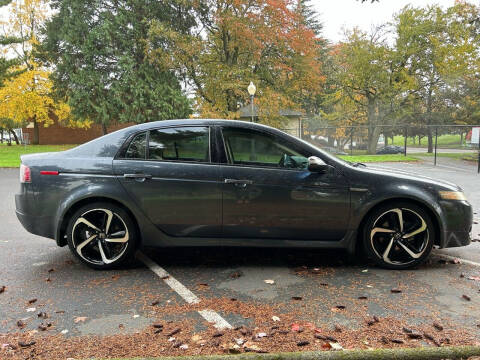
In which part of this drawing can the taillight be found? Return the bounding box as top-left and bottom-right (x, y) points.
(20, 164), (31, 183)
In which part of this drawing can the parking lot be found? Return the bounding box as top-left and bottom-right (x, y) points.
(1, 159), (480, 359)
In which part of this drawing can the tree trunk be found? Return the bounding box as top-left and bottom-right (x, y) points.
(0, 129), (3, 143)
(460, 132), (464, 146)
(367, 126), (381, 154)
(366, 96), (379, 154)
(384, 135), (388, 146)
(9, 129), (19, 145)
(102, 123), (108, 135)
(33, 119), (39, 145)
(426, 88), (433, 153)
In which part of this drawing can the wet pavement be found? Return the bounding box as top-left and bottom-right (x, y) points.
(1, 160), (479, 356)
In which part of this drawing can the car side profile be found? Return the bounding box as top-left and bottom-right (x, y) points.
(15, 120), (473, 270)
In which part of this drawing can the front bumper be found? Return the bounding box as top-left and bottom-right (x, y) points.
(438, 200), (473, 248)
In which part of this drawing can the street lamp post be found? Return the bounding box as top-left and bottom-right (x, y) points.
(247, 81), (256, 123)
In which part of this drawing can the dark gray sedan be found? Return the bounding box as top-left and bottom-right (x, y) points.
(15, 120), (472, 270)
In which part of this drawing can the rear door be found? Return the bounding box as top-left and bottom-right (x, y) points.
(219, 126), (350, 240)
(113, 126), (222, 238)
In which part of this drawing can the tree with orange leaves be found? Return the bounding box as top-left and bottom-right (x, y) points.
(149, 0), (325, 127)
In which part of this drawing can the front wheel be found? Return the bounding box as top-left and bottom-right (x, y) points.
(363, 203), (434, 270)
(66, 202), (137, 269)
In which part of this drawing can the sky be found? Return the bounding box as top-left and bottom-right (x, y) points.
(313, 0), (472, 42)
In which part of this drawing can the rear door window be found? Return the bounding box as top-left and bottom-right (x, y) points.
(148, 127), (210, 163)
(124, 132), (147, 159)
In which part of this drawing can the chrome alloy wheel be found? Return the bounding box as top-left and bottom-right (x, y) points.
(370, 208), (429, 266)
(71, 208), (130, 265)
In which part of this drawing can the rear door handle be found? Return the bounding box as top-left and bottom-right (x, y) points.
(124, 173), (152, 180)
(224, 178), (253, 186)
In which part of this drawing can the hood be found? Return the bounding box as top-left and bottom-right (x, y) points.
(354, 164), (462, 192)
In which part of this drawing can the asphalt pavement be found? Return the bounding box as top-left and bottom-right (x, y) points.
(1, 160), (480, 357)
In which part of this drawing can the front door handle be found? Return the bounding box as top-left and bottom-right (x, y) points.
(124, 173), (152, 181)
(224, 178), (253, 187)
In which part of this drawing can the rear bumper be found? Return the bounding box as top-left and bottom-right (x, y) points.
(15, 194), (55, 240)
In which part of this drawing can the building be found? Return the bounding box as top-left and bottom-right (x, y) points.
(22, 120), (134, 145)
(238, 104), (303, 137)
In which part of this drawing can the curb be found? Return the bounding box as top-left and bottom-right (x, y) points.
(110, 345), (480, 360)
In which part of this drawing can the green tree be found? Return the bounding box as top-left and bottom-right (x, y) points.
(331, 27), (408, 154)
(149, 0), (324, 127)
(39, 0), (194, 134)
(394, 4), (480, 152)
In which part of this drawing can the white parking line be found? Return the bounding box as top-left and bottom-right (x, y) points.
(137, 252), (232, 329)
(436, 253), (480, 267)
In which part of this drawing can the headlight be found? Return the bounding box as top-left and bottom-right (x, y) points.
(439, 191), (467, 201)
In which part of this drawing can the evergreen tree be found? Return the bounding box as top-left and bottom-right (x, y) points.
(39, 0), (194, 133)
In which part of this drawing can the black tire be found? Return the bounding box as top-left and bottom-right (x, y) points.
(362, 202), (434, 270)
(66, 202), (137, 270)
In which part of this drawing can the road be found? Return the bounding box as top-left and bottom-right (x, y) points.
(1, 161), (480, 359)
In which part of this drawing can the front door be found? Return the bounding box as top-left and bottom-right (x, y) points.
(113, 126), (222, 237)
(219, 127), (350, 240)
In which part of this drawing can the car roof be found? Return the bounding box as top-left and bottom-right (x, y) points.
(126, 119), (279, 133)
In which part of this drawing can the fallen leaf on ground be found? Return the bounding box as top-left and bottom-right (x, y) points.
(272, 316), (280, 322)
(330, 342), (343, 350)
(26, 307), (36, 312)
(16, 320), (25, 328)
(264, 279), (275, 284)
(390, 288), (402, 293)
(297, 341), (309, 346)
(18, 341), (35, 348)
(468, 276), (480, 281)
(74, 316), (87, 323)
(37, 312), (47, 319)
(28, 298), (37, 304)
(167, 328), (181, 337)
(433, 322), (444, 331)
(230, 271), (242, 279)
(151, 300), (160, 306)
(462, 294), (471, 301)
(0, 286), (6, 294)
(291, 296), (302, 300)
(358, 296), (368, 300)
(291, 323), (303, 332)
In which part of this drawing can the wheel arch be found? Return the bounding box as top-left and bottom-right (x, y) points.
(56, 196), (142, 248)
(356, 197), (442, 248)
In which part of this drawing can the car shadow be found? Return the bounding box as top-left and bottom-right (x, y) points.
(136, 246), (366, 270)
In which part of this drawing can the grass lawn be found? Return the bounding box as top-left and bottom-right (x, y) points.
(411, 152), (479, 162)
(390, 134), (468, 148)
(338, 154), (418, 163)
(0, 143), (77, 167)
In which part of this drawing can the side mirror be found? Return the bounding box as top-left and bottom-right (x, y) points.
(308, 156), (330, 173)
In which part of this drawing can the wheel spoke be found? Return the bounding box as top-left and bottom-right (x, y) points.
(397, 241), (423, 259)
(76, 235), (97, 257)
(382, 238), (394, 263)
(392, 208), (404, 232)
(104, 209), (114, 235)
(98, 239), (115, 264)
(74, 217), (101, 232)
(371, 227), (395, 238)
(105, 230), (129, 243)
(402, 218), (427, 239)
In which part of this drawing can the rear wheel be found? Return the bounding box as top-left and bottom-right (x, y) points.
(363, 202), (434, 270)
(66, 202), (137, 269)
